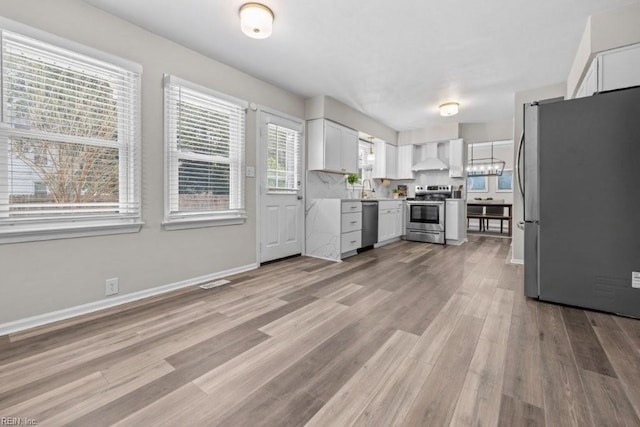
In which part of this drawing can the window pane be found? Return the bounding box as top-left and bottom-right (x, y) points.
(8, 137), (120, 218)
(178, 159), (230, 212)
(4, 44), (119, 140)
(177, 99), (230, 157)
(267, 123), (299, 191)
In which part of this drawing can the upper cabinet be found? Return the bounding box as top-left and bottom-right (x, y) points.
(448, 138), (464, 178)
(575, 43), (640, 99)
(372, 141), (397, 179)
(396, 145), (414, 180)
(599, 43), (640, 92)
(308, 119), (359, 174)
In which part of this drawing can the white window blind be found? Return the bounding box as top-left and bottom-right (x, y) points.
(164, 76), (246, 224)
(267, 122), (300, 192)
(0, 30), (141, 233)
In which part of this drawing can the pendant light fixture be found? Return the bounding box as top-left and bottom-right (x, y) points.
(239, 3), (274, 39)
(439, 102), (459, 117)
(466, 142), (505, 176)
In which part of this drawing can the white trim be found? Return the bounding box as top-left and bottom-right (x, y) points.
(162, 216), (246, 231)
(510, 258), (524, 265)
(0, 17), (142, 73)
(164, 74), (248, 109)
(0, 222), (143, 244)
(0, 262), (258, 336)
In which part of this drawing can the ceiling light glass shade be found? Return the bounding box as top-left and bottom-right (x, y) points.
(240, 3), (274, 39)
(439, 102), (459, 117)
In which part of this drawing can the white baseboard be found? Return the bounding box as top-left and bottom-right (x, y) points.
(511, 258), (524, 265)
(0, 263), (258, 337)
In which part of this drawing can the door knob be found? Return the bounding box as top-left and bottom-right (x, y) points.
(297, 195), (303, 200)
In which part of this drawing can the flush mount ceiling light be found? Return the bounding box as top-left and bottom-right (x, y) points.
(239, 3), (274, 39)
(439, 102), (459, 117)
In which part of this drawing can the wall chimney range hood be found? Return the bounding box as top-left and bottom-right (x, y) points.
(412, 143), (448, 171)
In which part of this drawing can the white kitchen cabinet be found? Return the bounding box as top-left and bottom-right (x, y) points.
(307, 119), (359, 174)
(385, 144), (397, 180)
(395, 202), (405, 237)
(396, 145), (414, 180)
(306, 199), (362, 261)
(448, 138), (464, 178)
(598, 43), (640, 92)
(378, 209), (395, 242)
(445, 199), (466, 245)
(377, 200), (404, 245)
(574, 43), (640, 99)
(373, 142), (398, 179)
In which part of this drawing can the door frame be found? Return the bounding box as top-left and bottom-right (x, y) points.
(255, 106), (306, 265)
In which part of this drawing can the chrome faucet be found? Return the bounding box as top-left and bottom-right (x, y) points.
(361, 179), (373, 199)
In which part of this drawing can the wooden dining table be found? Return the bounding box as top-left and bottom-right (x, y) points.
(467, 202), (513, 236)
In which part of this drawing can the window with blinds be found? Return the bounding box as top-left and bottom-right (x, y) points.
(267, 123), (300, 192)
(0, 30), (141, 236)
(358, 140), (373, 181)
(164, 75), (246, 224)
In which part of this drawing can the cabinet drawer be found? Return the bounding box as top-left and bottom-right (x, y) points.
(341, 230), (361, 253)
(341, 201), (362, 213)
(341, 212), (362, 233)
(378, 201), (396, 211)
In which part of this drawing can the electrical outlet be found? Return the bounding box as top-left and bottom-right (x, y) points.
(105, 278), (119, 296)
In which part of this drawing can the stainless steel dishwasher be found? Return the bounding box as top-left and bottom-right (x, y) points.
(361, 201), (379, 248)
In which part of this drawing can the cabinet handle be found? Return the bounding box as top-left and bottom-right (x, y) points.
(350, 240), (357, 244)
(351, 206), (357, 209)
(350, 221), (357, 224)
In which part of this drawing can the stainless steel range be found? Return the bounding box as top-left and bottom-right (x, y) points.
(404, 185), (452, 244)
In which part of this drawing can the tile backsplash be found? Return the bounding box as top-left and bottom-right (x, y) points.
(306, 171), (395, 202)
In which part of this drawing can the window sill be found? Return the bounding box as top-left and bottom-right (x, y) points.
(162, 214), (247, 231)
(0, 221), (144, 244)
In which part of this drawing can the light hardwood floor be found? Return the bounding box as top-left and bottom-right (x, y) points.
(1, 236), (639, 426)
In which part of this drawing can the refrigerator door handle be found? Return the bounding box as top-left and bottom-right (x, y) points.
(516, 131), (525, 200)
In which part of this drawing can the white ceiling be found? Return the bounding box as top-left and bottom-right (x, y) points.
(85, 0), (637, 131)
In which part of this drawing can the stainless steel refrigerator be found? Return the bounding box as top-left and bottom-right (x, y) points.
(519, 86), (640, 318)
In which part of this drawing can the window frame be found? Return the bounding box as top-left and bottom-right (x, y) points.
(0, 25), (143, 244)
(163, 75), (248, 230)
(265, 120), (302, 194)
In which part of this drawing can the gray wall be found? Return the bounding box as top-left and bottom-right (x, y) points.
(512, 82), (566, 263)
(0, 0), (305, 324)
(305, 96), (398, 144)
(459, 119), (513, 144)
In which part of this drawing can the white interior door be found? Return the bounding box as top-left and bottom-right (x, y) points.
(259, 111), (304, 263)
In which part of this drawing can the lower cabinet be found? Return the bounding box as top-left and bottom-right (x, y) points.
(377, 200), (404, 245)
(306, 199), (362, 261)
(445, 199), (466, 245)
